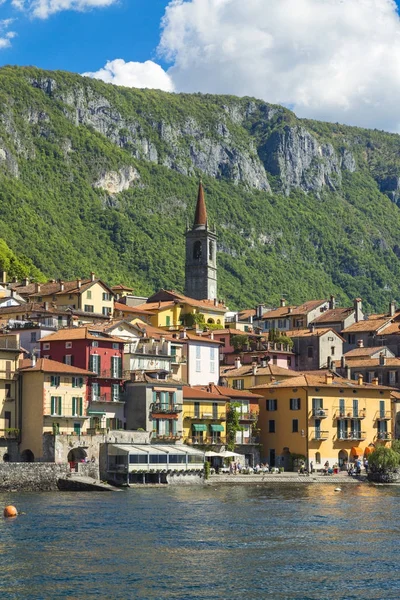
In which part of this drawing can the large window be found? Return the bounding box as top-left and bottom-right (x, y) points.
(292, 419), (299, 433)
(51, 396), (62, 416)
(268, 420), (275, 433)
(111, 356), (122, 378)
(290, 398), (301, 410)
(233, 379), (244, 390)
(89, 354), (101, 375)
(50, 375), (60, 387)
(72, 397), (83, 416)
(72, 377), (83, 388)
(84, 305), (94, 313)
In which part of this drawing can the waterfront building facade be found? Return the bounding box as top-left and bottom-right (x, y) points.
(182, 386), (227, 448)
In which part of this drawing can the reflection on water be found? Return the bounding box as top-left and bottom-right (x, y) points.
(0, 484), (399, 599)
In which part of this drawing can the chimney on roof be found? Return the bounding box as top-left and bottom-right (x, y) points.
(0, 271), (6, 284)
(22, 277), (30, 287)
(31, 352), (36, 367)
(341, 356), (346, 369)
(280, 298), (286, 307)
(35, 283), (41, 293)
(390, 300), (396, 317)
(252, 364), (258, 375)
(329, 295), (336, 310)
(10, 289), (14, 298)
(357, 339), (364, 348)
(354, 298), (362, 323)
(357, 373), (364, 386)
(309, 323), (316, 333)
(372, 377), (379, 386)
(214, 298), (218, 306)
(91, 272), (96, 282)
(256, 304), (266, 319)
(346, 366), (351, 379)
(44, 301), (49, 310)
(180, 329), (187, 340)
(234, 357), (241, 369)
(60, 280), (65, 292)
(327, 356), (332, 369)
(325, 372), (333, 385)
(210, 331), (214, 340)
(379, 352), (386, 366)
(288, 307), (293, 314)
(77, 278), (82, 289)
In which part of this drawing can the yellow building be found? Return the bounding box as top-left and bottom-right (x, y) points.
(221, 363), (298, 392)
(10, 273), (115, 317)
(133, 289), (226, 329)
(182, 386), (228, 447)
(19, 358), (94, 461)
(0, 334), (23, 439)
(253, 371), (393, 470)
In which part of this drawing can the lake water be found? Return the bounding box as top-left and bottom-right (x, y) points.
(0, 483), (399, 599)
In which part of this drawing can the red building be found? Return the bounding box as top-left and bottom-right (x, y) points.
(40, 326), (125, 430)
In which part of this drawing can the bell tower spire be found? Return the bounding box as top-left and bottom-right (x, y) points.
(185, 180), (217, 300)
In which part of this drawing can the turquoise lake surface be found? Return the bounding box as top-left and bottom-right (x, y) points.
(0, 483), (399, 599)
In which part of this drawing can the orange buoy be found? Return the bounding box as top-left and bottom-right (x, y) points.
(4, 505), (17, 518)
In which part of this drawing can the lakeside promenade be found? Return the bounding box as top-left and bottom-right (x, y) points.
(206, 471), (368, 485)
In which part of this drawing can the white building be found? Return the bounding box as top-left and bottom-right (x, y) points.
(183, 332), (221, 386)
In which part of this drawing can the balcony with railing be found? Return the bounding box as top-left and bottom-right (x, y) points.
(312, 408), (328, 419)
(90, 393), (124, 403)
(92, 369), (123, 380)
(376, 431), (392, 440)
(311, 430), (329, 441)
(337, 431), (367, 441)
(237, 412), (258, 422)
(375, 411), (392, 421)
(0, 428), (19, 439)
(151, 432), (183, 443)
(334, 408), (366, 420)
(184, 412), (225, 420)
(185, 436), (227, 446)
(150, 403), (183, 415)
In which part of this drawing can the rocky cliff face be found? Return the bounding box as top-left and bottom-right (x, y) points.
(28, 74), (361, 196)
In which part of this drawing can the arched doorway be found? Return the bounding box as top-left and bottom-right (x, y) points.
(21, 449), (34, 462)
(3, 453), (9, 462)
(67, 447), (87, 464)
(338, 449), (348, 470)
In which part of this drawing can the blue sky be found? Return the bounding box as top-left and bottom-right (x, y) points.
(1, 0), (400, 132)
(0, 1), (170, 73)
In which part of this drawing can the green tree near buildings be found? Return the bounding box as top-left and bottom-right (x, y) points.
(226, 402), (243, 451)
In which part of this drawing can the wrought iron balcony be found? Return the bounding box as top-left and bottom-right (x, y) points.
(151, 432), (183, 442)
(184, 412), (224, 420)
(311, 430), (329, 440)
(334, 409), (366, 420)
(90, 393), (124, 403)
(150, 403), (183, 414)
(185, 436), (227, 445)
(375, 411), (392, 421)
(337, 431), (367, 441)
(312, 408), (328, 418)
(376, 431), (392, 440)
(238, 412), (258, 421)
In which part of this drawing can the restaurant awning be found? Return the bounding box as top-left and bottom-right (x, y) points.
(364, 446), (374, 455)
(351, 447), (364, 456)
(87, 409), (106, 415)
(210, 424), (224, 432)
(192, 424), (207, 432)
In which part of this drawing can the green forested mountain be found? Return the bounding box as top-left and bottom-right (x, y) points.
(1, 65), (400, 311)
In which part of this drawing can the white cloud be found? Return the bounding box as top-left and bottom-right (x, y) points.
(83, 58), (175, 92)
(0, 17), (16, 50)
(11, 0), (118, 18)
(158, 0), (400, 132)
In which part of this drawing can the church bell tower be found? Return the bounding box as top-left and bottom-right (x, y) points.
(185, 181), (217, 301)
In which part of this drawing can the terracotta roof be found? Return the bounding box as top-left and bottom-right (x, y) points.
(260, 306), (295, 320)
(202, 383), (263, 399)
(312, 307), (354, 324)
(39, 326), (125, 344)
(114, 302), (154, 315)
(194, 181), (207, 227)
(146, 289), (227, 312)
(344, 346), (391, 359)
(19, 357), (95, 375)
(111, 284), (134, 292)
(289, 300), (327, 316)
(374, 321), (400, 335)
(285, 328), (344, 340)
(220, 364), (299, 378)
(10, 277), (114, 298)
(391, 390), (400, 401)
(132, 301), (177, 312)
(183, 386), (228, 401)
(238, 309), (256, 320)
(342, 318), (391, 333)
(335, 357), (400, 368)
(251, 372), (392, 390)
(181, 332), (222, 345)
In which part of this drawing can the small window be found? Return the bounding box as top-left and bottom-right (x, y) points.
(102, 307), (110, 316)
(193, 241), (202, 260)
(166, 316), (171, 326)
(92, 341), (99, 348)
(292, 419), (299, 433)
(65, 342), (72, 349)
(84, 305), (94, 313)
(290, 398), (301, 410)
(307, 346), (314, 358)
(112, 343), (119, 350)
(315, 452), (321, 464)
(266, 399), (277, 411)
(268, 420), (275, 433)
(233, 379), (244, 390)
(50, 375), (60, 387)
(43, 343), (50, 350)
(87, 291), (92, 299)
(331, 346), (335, 356)
(102, 292), (111, 301)
(30, 332), (37, 343)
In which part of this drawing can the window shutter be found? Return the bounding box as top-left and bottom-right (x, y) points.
(58, 397), (62, 416)
(89, 355), (94, 372)
(79, 398), (83, 416)
(51, 397), (55, 415)
(106, 418), (110, 429)
(97, 356), (101, 376)
(117, 356), (122, 378)
(152, 390), (157, 404)
(79, 377), (83, 388)
(72, 378), (76, 389)
(72, 397), (76, 416)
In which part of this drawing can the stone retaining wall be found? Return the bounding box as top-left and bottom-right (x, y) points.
(0, 463), (69, 491)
